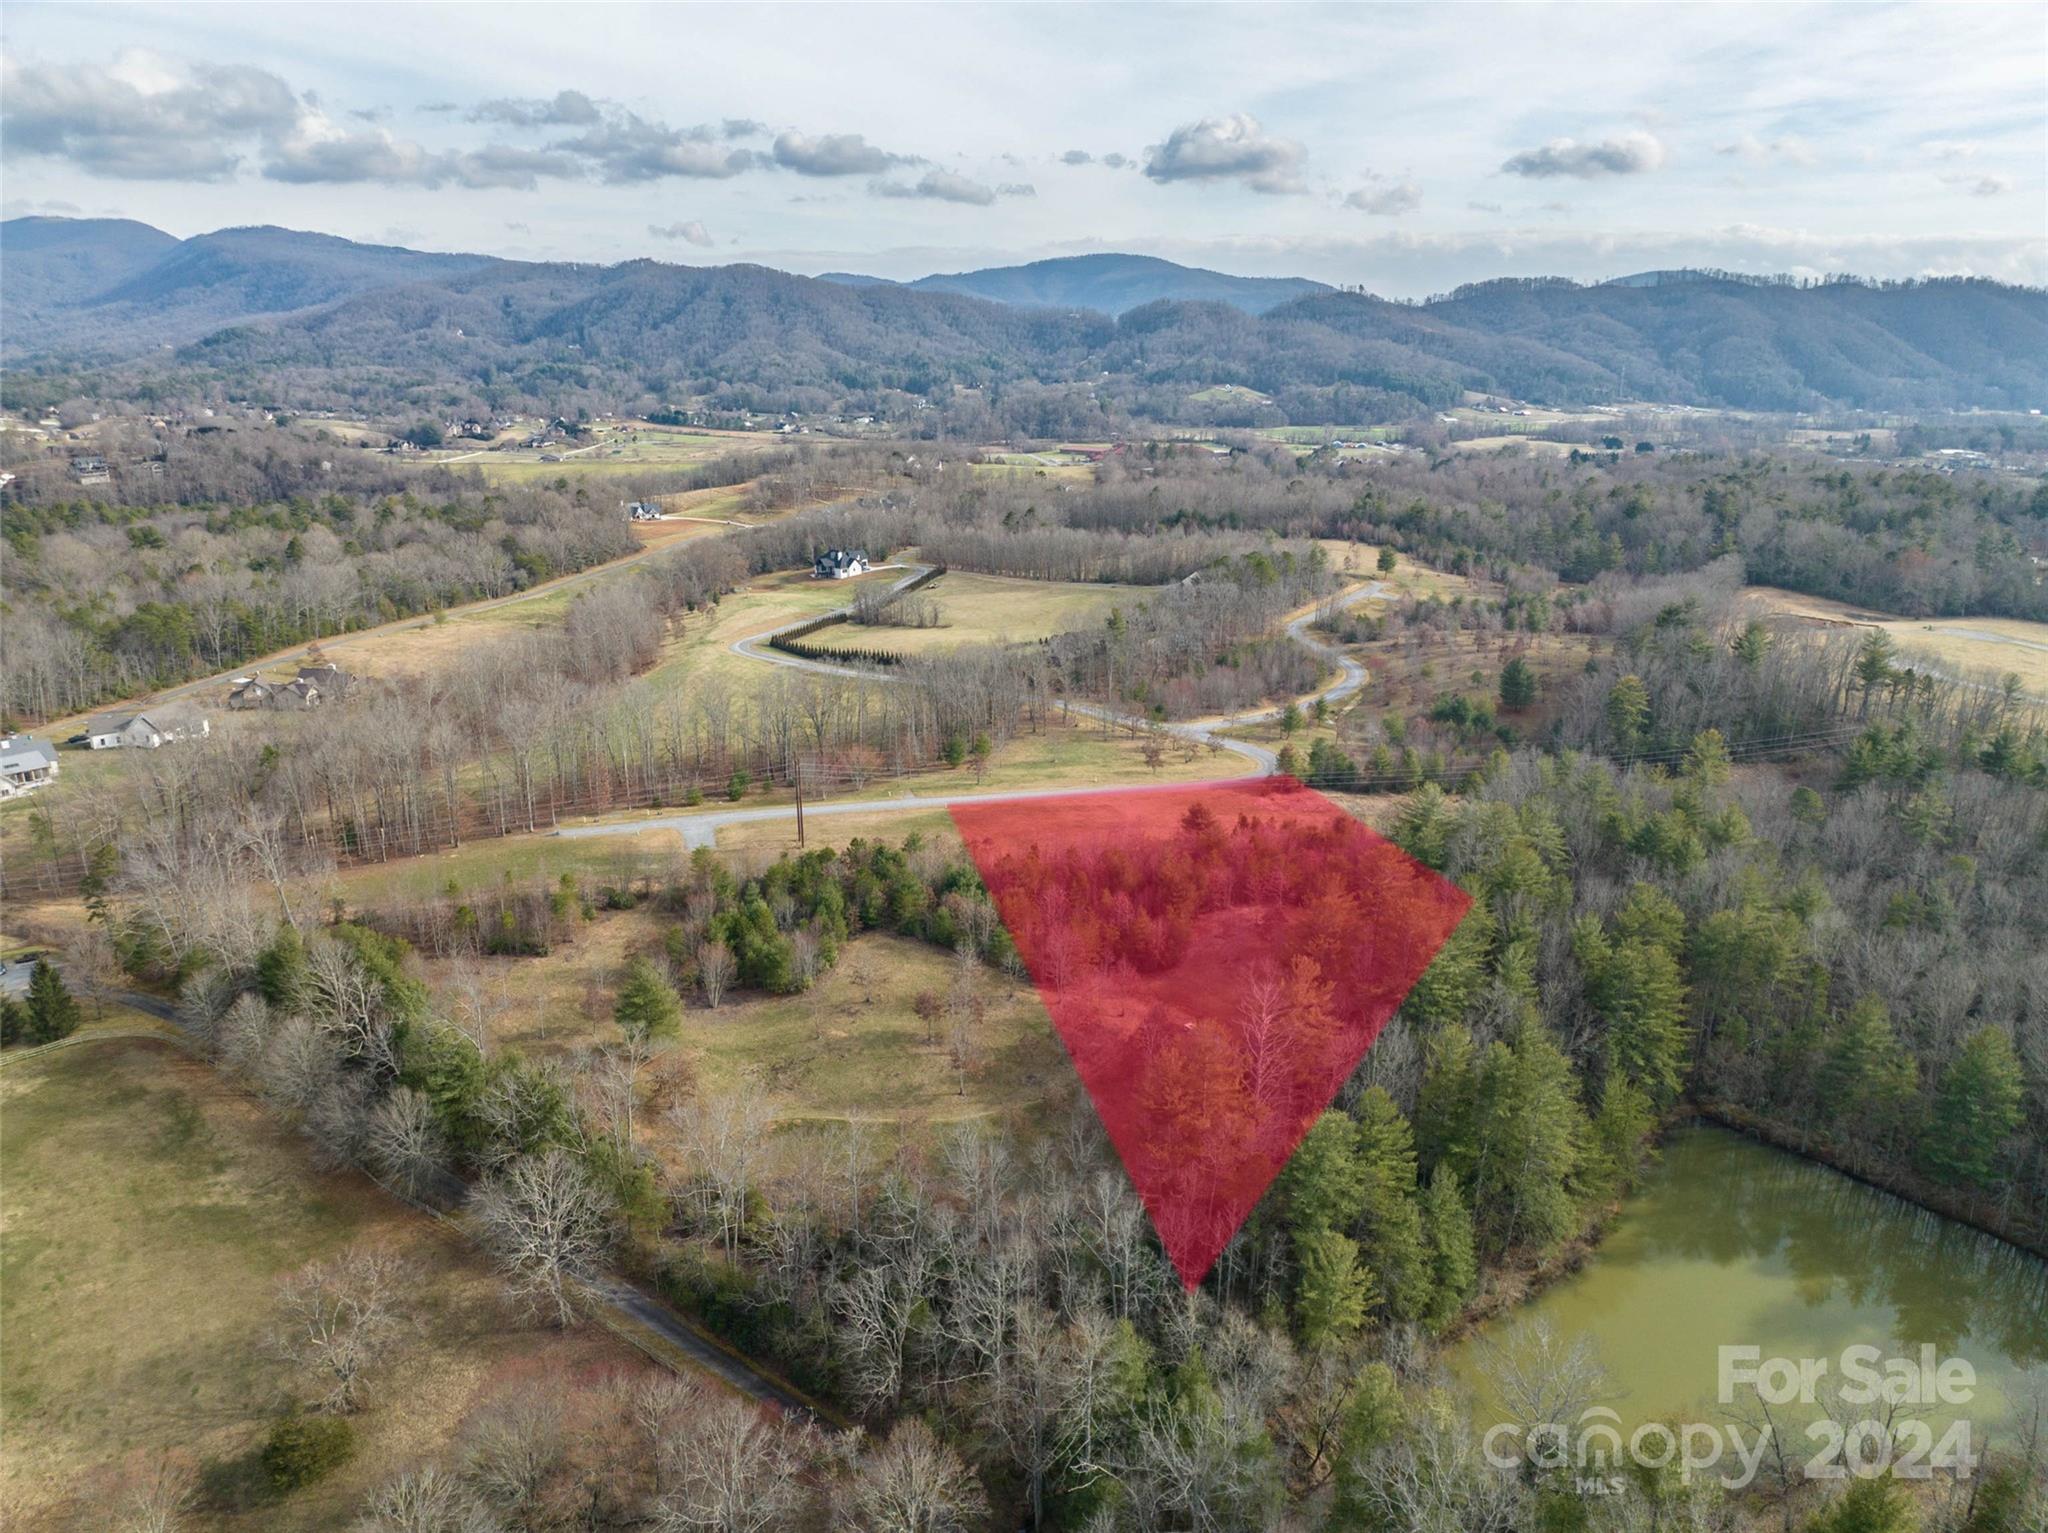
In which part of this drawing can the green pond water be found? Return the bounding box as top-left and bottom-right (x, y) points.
(1450, 1126), (2048, 1433)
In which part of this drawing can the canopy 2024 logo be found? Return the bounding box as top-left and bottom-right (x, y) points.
(953, 778), (1471, 1288)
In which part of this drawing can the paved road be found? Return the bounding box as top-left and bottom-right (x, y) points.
(563, 578), (1385, 850)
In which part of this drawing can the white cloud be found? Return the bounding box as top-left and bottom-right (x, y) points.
(648, 220), (713, 245)
(772, 130), (909, 177)
(1144, 113), (1306, 194)
(1942, 172), (2012, 197)
(1, 51), (298, 179)
(1715, 133), (1816, 167)
(871, 169), (1031, 205)
(1502, 131), (1667, 179)
(1345, 180), (1422, 216)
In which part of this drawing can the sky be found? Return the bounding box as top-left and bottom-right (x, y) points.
(2, 1), (2043, 298)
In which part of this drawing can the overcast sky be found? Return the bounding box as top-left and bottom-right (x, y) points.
(3, 2), (2042, 297)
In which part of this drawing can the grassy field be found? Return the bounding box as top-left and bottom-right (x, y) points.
(1739, 587), (2048, 698)
(1256, 426), (1402, 446)
(429, 425), (777, 484)
(1448, 434), (1580, 456)
(412, 919), (1064, 1133)
(623, 566), (909, 696)
(322, 827), (688, 907)
(807, 571), (1138, 656)
(0, 1039), (654, 1532)
(1186, 384), (1272, 407)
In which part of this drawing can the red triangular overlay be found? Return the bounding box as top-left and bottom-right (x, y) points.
(953, 777), (1471, 1289)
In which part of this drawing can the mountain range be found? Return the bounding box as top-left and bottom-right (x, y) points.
(820, 253), (1333, 315)
(4, 217), (2043, 423)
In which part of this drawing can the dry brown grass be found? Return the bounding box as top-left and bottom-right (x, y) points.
(410, 919), (1063, 1136)
(0, 1038), (657, 1532)
(1738, 586), (2048, 698)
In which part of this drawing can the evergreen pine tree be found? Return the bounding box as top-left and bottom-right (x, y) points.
(613, 956), (684, 1042)
(1352, 1087), (1434, 1323)
(1294, 1228), (1377, 1350)
(25, 959), (82, 1044)
(1419, 1165), (1478, 1334)
(1921, 1027), (2023, 1188)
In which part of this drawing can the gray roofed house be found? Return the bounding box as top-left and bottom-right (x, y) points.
(83, 706), (210, 750)
(0, 735), (60, 796)
(229, 663), (353, 711)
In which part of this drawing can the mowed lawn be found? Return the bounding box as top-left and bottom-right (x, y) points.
(0, 1039), (653, 1532)
(806, 571), (1139, 656)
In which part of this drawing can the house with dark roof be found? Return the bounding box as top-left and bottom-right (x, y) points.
(812, 548), (871, 580)
(229, 662), (355, 711)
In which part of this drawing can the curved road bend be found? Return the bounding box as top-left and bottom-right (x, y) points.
(27, 982), (825, 1418)
(562, 578), (1385, 850)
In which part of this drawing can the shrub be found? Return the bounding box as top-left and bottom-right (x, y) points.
(261, 1413), (355, 1491)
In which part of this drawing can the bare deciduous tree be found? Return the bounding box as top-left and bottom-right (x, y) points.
(458, 1396), (566, 1521)
(655, 1393), (823, 1533)
(471, 1149), (613, 1328)
(272, 1242), (415, 1413)
(696, 940), (736, 1010)
(351, 1464), (501, 1533)
(669, 1090), (771, 1263)
(839, 1418), (988, 1533)
(95, 1449), (200, 1533)
(366, 1085), (449, 1200)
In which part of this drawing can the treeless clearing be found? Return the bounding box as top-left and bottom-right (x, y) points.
(1309, 539), (1475, 602)
(1739, 586), (2048, 697)
(0, 1038), (659, 1533)
(806, 571), (1139, 655)
(449, 426), (779, 483)
(1448, 434), (1581, 456)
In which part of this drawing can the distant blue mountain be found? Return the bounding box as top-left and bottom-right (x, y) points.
(822, 253), (1333, 316)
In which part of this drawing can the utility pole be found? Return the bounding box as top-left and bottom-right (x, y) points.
(794, 752), (806, 848)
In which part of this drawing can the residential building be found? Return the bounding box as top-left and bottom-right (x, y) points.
(82, 707), (210, 750)
(812, 548), (871, 579)
(0, 735), (60, 795)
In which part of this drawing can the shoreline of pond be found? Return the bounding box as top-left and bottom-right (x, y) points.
(1687, 1102), (2046, 1261)
(1434, 1101), (2043, 1358)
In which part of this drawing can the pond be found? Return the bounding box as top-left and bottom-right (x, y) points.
(1451, 1126), (2048, 1437)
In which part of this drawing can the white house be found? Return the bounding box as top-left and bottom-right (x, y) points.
(0, 735), (60, 795)
(812, 548), (871, 580)
(83, 707), (210, 750)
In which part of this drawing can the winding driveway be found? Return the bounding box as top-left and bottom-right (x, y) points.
(563, 576), (1384, 850)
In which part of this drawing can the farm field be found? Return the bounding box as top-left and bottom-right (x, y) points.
(1739, 586), (2048, 697)
(1256, 425), (1402, 446)
(806, 570), (1140, 655)
(1448, 434), (1580, 456)
(0, 1038), (658, 1533)
(427, 424), (781, 482)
